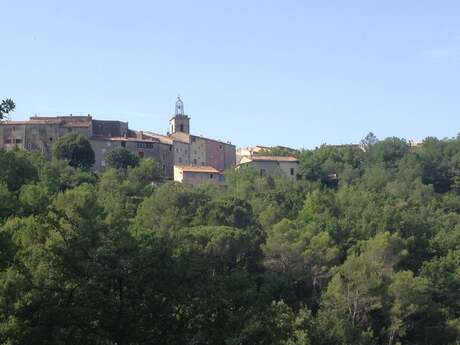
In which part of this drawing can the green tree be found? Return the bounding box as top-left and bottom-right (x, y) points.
(0, 98), (15, 120)
(18, 183), (50, 215)
(360, 132), (379, 151)
(0, 149), (38, 192)
(134, 183), (210, 234)
(195, 197), (259, 229)
(368, 137), (409, 169)
(258, 146), (298, 157)
(39, 159), (96, 194)
(0, 183), (17, 220)
(105, 147), (139, 172)
(319, 233), (406, 344)
(53, 133), (95, 170)
(386, 271), (429, 345)
(124, 158), (161, 196)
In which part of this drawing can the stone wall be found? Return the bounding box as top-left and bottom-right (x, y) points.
(173, 140), (190, 166)
(92, 120), (128, 137)
(205, 139), (225, 171)
(190, 135), (207, 166)
(223, 142), (236, 170)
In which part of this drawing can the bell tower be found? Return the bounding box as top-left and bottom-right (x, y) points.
(169, 96), (190, 134)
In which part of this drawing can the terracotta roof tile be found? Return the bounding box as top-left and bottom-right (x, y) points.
(175, 165), (222, 173)
(90, 136), (159, 143)
(143, 131), (174, 144)
(251, 156), (299, 162)
(2, 116), (91, 127)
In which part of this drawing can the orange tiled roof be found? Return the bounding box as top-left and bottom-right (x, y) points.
(175, 165), (222, 174)
(90, 136), (159, 143)
(190, 134), (234, 146)
(251, 156), (299, 162)
(3, 116), (91, 127)
(143, 131), (174, 144)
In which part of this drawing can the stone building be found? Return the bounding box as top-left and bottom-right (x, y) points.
(238, 155), (300, 180)
(0, 115), (93, 158)
(0, 97), (236, 179)
(90, 135), (173, 175)
(174, 165), (224, 186)
(167, 97), (236, 171)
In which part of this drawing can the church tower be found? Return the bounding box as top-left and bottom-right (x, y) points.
(169, 96), (190, 134)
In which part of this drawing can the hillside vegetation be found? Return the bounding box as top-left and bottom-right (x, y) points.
(1, 134), (460, 345)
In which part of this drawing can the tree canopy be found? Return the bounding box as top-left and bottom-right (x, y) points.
(105, 147), (140, 171)
(1, 133), (460, 344)
(53, 133), (95, 170)
(0, 98), (15, 120)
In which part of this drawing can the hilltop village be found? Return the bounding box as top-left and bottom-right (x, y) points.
(0, 98), (300, 185)
(1, 97), (460, 345)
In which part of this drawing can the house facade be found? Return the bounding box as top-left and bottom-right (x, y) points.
(174, 165), (224, 186)
(238, 155), (300, 180)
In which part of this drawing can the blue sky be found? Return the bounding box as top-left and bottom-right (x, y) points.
(1, 0), (459, 148)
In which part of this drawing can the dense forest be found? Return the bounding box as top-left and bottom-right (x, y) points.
(1, 132), (460, 345)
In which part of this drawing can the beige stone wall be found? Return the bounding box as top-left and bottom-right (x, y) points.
(173, 165), (184, 183)
(239, 160), (298, 180)
(190, 136), (207, 166)
(173, 141), (190, 166)
(169, 115), (190, 134)
(245, 161), (282, 177)
(157, 142), (174, 178)
(1, 121), (92, 159)
(169, 131), (190, 143)
(91, 139), (170, 175)
(182, 171), (223, 186)
(279, 161), (299, 180)
(90, 139), (120, 171)
(0, 124), (26, 151)
(174, 169), (223, 186)
(223, 142), (236, 170)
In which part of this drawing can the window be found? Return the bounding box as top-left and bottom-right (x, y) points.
(169, 145), (172, 151)
(290, 168), (295, 176)
(15, 139), (22, 144)
(193, 159), (197, 165)
(49, 137), (53, 142)
(201, 162), (205, 166)
(121, 141), (126, 147)
(180, 124), (184, 132)
(192, 137), (196, 142)
(179, 157), (182, 163)
(146, 143), (154, 149)
(162, 164), (166, 172)
(219, 145), (223, 150)
(138, 151), (144, 158)
(4, 139), (11, 144)
(210, 174), (213, 179)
